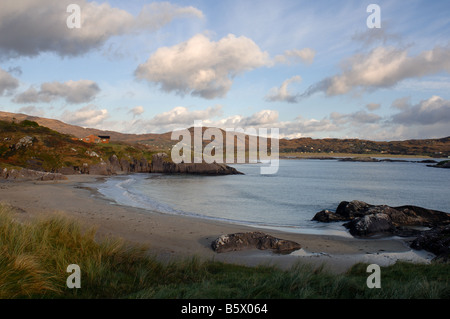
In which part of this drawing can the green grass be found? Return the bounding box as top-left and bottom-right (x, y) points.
(0, 203), (448, 299)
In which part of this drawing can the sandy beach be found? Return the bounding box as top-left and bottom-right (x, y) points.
(0, 174), (434, 274)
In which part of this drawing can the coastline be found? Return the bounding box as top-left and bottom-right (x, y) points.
(0, 174), (435, 274)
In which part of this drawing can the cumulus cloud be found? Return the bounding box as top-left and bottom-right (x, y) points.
(13, 80), (100, 104)
(129, 106), (145, 117)
(265, 76), (302, 103)
(61, 105), (109, 127)
(135, 33), (271, 99)
(391, 95), (450, 125)
(148, 105), (223, 127)
(214, 110), (280, 129)
(0, 0), (203, 58)
(275, 48), (316, 65)
(0, 67), (19, 95)
(303, 46), (450, 97)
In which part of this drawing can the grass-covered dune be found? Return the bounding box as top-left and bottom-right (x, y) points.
(0, 203), (448, 299)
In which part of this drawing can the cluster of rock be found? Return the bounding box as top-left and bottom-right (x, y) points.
(211, 232), (301, 254)
(150, 153), (243, 175)
(1, 167), (67, 181)
(14, 136), (34, 150)
(313, 200), (450, 262)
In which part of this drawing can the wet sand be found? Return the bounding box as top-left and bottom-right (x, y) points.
(0, 174), (433, 274)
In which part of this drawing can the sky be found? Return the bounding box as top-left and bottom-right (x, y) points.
(0, 0), (449, 141)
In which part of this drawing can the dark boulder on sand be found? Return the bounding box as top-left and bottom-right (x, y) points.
(211, 232), (301, 254)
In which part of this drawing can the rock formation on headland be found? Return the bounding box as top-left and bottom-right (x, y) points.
(211, 232), (301, 254)
(313, 200), (450, 262)
(1, 152), (242, 181)
(150, 153), (243, 175)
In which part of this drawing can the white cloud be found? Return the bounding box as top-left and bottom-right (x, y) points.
(265, 75), (302, 103)
(0, 67), (19, 95)
(212, 110), (280, 128)
(275, 48), (316, 65)
(13, 80), (100, 104)
(135, 33), (271, 99)
(61, 105), (109, 127)
(147, 105), (223, 129)
(129, 106), (145, 117)
(303, 46), (450, 97)
(0, 0), (203, 58)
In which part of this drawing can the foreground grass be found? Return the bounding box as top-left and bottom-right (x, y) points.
(0, 204), (448, 299)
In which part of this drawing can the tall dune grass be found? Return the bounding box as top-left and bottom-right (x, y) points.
(0, 203), (448, 299)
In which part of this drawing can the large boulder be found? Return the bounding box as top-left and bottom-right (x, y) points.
(344, 212), (395, 237)
(211, 232), (301, 254)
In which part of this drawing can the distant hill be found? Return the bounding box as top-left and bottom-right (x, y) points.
(1, 111), (449, 157)
(279, 136), (450, 157)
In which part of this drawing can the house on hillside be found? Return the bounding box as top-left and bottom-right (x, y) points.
(73, 134), (110, 144)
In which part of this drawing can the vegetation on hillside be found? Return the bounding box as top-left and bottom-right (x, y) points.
(0, 119), (158, 172)
(0, 203), (448, 299)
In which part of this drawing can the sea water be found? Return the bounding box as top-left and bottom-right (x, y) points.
(93, 159), (450, 236)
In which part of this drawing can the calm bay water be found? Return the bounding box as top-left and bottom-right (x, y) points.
(94, 159), (450, 236)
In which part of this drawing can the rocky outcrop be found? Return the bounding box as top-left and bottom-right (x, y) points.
(1, 167), (67, 181)
(411, 225), (450, 263)
(151, 153), (243, 175)
(14, 136), (34, 149)
(312, 200), (450, 237)
(211, 232), (301, 254)
(58, 155), (150, 176)
(428, 160), (450, 169)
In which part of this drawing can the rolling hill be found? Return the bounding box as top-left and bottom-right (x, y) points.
(1, 111), (449, 158)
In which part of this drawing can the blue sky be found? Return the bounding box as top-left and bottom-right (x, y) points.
(0, 0), (449, 140)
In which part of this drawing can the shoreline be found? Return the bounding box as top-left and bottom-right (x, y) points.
(0, 174), (435, 273)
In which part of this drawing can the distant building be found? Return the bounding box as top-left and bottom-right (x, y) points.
(98, 135), (111, 144)
(73, 134), (110, 144)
